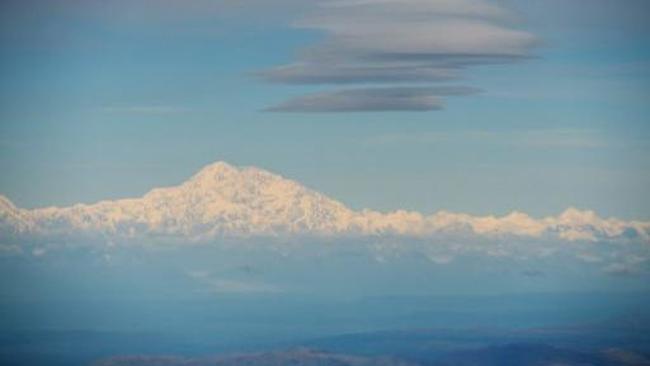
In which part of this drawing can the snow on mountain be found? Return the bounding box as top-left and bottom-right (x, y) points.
(0, 161), (648, 242)
(21, 162), (356, 239)
(0, 195), (34, 235)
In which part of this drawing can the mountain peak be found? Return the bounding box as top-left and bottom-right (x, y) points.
(16, 161), (356, 238)
(190, 161), (239, 180)
(186, 161), (284, 188)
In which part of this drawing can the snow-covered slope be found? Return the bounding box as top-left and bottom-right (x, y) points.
(0, 195), (34, 234)
(22, 162), (356, 239)
(0, 161), (648, 242)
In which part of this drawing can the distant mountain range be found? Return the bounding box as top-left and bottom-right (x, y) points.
(1, 161), (648, 242)
(93, 348), (416, 366)
(4, 315), (650, 366)
(92, 345), (650, 366)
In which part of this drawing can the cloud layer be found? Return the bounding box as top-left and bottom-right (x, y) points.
(261, 0), (538, 112)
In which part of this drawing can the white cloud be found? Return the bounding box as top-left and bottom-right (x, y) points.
(576, 252), (603, 263)
(0, 243), (22, 256)
(31, 247), (47, 257)
(186, 270), (282, 294)
(604, 263), (640, 277)
(425, 253), (454, 264)
(204, 279), (283, 294)
(363, 129), (609, 150)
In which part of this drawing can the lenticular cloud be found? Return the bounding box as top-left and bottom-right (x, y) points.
(260, 0), (539, 112)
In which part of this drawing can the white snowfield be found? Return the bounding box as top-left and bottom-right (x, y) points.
(1, 161), (648, 242)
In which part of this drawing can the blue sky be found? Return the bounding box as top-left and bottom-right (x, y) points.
(1, 3), (650, 353)
(0, 0), (649, 220)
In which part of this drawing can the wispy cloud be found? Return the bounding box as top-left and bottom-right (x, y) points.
(603, 255), (649, 277)
(100, 105), (189, 115)
(261, 0), (538, 112)
(522, 269), (545, 278)
(265, 86), (479, 112)
(187, 270), (282, 294)
(363, 129), (609, 149)
(0, 244), (22, 257)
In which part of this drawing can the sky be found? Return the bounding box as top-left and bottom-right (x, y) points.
(1, 3), (650, 358)
(0, 0), (649, 220)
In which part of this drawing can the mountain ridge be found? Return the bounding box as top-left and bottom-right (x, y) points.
(0, 161), (648, 242)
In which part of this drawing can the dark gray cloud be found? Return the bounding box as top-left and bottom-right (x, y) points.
(258, 63), (458, 84)
(261, 0), (538, 112)
(265, 86), (479, 112)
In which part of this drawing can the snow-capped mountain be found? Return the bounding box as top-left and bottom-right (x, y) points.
(16, 162), (357, 239)
(0, 161), (648, 242)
